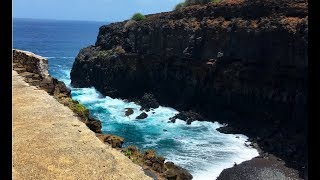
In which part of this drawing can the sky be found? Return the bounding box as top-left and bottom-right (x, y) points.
(13, 0), (184, 22)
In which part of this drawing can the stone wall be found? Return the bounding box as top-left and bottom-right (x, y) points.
(13, 49), (49, 78)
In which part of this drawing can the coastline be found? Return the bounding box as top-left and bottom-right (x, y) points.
(12, 49), (192, 180)
(12, 69), (151, 179)
(70, 0), (307, 178)
(12, 48), (304, 180)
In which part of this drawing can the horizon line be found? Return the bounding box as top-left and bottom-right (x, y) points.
(13, 17), (113, 23)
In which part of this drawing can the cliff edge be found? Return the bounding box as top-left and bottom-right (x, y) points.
(12, 50), (151, 180)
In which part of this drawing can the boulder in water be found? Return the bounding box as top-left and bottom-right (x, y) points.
(170, 110), (204, 125)
(125, 108), (134, 116)
(136, 112), (148, 119)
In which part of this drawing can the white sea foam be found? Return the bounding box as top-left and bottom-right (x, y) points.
(59, 69), (72, 87)
(70, 86), (259, 180)
(45, 56), (74, 59)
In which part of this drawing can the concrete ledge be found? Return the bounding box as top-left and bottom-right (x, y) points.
(12, 70), (151, 180)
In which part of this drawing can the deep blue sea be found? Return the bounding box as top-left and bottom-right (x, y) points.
(13, 18), (258, 179)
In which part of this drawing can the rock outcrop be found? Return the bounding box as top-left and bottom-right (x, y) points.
(96, 134), (125, 148)
(136, 112), (148, 119)
(139, 93), (160, 111)
(70, 0), (308, 176)
(125, 108), (134, 116)
(122, 146), (193, 180)
(169, 110), (204, 124)
(217, 155), (303, 180)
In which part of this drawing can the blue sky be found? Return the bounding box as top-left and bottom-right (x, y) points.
(13, 0), (184, 22)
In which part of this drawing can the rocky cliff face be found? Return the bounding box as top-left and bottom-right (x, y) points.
(71, 0), (308, 175)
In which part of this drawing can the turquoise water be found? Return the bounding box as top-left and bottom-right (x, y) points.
(13, 18), (259, 179)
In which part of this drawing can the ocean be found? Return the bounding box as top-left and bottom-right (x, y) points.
(13, 18), (259, 180)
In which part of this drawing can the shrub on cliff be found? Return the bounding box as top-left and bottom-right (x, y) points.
(131, 13), (146, 21)
(174, 0), (222, 10)
(70, 100), (89, 119)
(175, 2), (185, 10)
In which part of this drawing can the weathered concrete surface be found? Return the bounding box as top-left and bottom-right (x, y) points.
(12, 70), (151, 180)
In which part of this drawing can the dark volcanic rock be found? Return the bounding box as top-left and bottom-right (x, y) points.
(217, 155), (303, 180)
(170, 110), (204, 125)
(136, 112), (148, 119)
(216, 126), (242, 134)
(125, 108), (134, 116)
(139, 93), (160, 111)
(70, 0), (308, 175)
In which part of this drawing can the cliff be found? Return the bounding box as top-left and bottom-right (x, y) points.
(70, 0), (308, 176)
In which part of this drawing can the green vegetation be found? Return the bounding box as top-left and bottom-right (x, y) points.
(96, 46), (125, 59)
(174, 0), (222, 10)
(131, 13), (146, 21)
(56, 97), (90, 120)
(124, 149), (132, 156)
(70, 100), (89, 119)
(175, 2), (185, 10)
(96, 50), (113, 59)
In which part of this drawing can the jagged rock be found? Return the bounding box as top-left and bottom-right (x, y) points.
(39, 77), (56, 94)
(127, 145), (139, 153)
(54, 81), (71, 97)
(97, 134), (124, 148)
(143, 150), (166, 173)
(216, 126), (240, 134)
(86, 118), (102, 133)
(125, 108), (134, 116)
(121, 146), (193, 178)
(169, 117), (176, 123)
(162, 161), (193, 180)
(170, 111), (204, 125)
(136, 112), (148, 119)
(140, 93), (159, 111)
